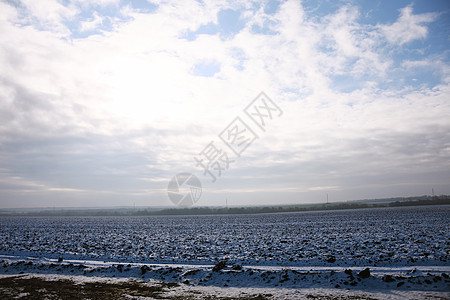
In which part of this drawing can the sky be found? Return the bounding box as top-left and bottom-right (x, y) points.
(0, 0), (449, 208)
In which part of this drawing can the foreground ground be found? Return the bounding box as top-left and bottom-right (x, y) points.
(1, 274), (449, 300)
(0, 207), (448, 298)
(0, 257), (449, 299)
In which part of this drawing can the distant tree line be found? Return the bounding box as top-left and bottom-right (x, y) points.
(2, 195), (448, 217)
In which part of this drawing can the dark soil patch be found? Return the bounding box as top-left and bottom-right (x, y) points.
(0, 276), (273, 299)
(0, 276), (177, 300)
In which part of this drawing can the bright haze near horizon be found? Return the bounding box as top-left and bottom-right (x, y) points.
(0, 0), (449, 209)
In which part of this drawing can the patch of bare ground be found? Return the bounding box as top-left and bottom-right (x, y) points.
(0, 276), (273, 299)
(0, 276), (176, 299)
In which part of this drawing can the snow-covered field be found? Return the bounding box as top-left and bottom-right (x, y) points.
(0, 205), (449, 299)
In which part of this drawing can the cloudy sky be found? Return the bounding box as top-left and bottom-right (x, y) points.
(0, 0), (449, 208)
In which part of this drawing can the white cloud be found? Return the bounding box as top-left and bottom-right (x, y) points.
(80, 11), (103, 32)
(75, 0), (119, 6)
(379, 5), (438, 46)
(17, 0), (79, 36)
(402, 56), (450, 83)
(0, 0), (449, 207)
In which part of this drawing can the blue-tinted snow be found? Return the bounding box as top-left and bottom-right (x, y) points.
(0, 206), (448, 267)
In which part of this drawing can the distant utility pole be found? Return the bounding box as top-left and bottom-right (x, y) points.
(326, 193), (329, 204)
(226, 198), (228, 209)
(432, 188), (435, 197)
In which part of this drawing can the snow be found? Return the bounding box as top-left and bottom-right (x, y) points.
(0, 271), (448, 299)
(0, 206), (449, 298)
(15, 292), (30, 298)
(1, 206), (448, 268)
(0, 254), (448, 297)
